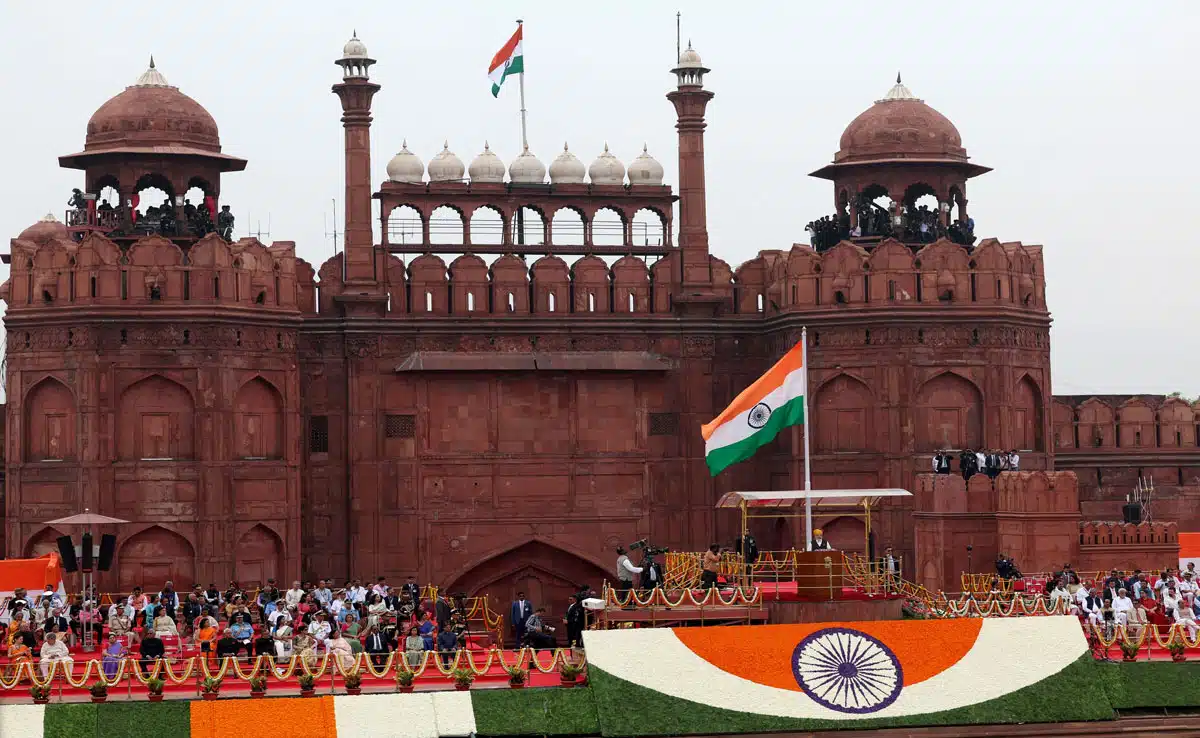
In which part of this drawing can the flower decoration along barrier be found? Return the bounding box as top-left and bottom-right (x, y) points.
(0, 647), (582, 693)
(582, 616), (1108, 734)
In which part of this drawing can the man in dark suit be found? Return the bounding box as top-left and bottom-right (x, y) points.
(364, 625), (392, 667)
(510, 591), (534, 647)
(140, 633), (166, 670)
(435, 596), (452, 631)
(402, 576), (420, 610)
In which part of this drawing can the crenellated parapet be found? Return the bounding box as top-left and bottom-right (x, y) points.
(743, 237), (1046, 314)
(1052, 394), (1200, 451)
(3, 228), (302, 315)
(1076, 520), (1180, 573)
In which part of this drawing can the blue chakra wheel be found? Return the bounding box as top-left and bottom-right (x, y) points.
(791, 627), (903, 713)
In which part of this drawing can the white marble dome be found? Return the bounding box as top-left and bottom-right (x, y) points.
(468, 142), (506, 183)
(677, 44), (702, 67)
(588, 144), (625, 185)
(627, 144), (664, 186)
(509, 145), (546, 184)
(343, 32), (369, 59)
(548, 143), (586, 184)
(428, 141), (465, 182)
(386, 140), (424, 183)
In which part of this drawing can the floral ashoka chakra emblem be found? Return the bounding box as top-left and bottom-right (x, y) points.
(792, 627), (903, 714)
(747, 402), (772, 429)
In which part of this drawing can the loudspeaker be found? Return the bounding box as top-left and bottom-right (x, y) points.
(98, 534), (116, 572)
(80, 532), (94, 572)
(1122, 503), (1143, 525)
(57, 536), (78, 573)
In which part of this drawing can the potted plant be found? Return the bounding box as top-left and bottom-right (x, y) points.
(1119, 640), (1140, 662)
(505, 665), (527, 689)
(344, 671), (363, 696)
(298, 673), (317, 697)
(89, 680), (109, 704)
(29, 684), (51, 705)
(396, 669), (416, 694)
(249, 675), (268, 699)
(452, 668), (474, 691)
(147, 677), (166, 702)
(1168, 640), (1188, 662)
(558, 662), (584, 687)
(200, 676), (222, 701)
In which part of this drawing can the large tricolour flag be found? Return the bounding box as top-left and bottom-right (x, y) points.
(702, 340), (806, 476)
(489, 25), (524, 97)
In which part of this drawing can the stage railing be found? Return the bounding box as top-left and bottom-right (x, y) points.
(0, 647), (583, 691)
(665, 548), (897, 593)
(601, 582), (762, 609)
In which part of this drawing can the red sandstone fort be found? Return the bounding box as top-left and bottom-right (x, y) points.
(1, 36), (1194, 610)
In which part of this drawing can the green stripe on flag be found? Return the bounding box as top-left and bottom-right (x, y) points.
(96, 702), (191, 738)
(43, 703), (96, 738)
(706, 394), (805, 476)
(472, 686), (600, 736)
(491, 55), (524, 97)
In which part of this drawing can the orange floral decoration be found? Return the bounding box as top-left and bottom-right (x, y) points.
(190, 696), (337, 738)
(673, 619), (982, 692)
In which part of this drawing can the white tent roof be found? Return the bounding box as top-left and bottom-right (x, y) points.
(715, 489), (912, 510)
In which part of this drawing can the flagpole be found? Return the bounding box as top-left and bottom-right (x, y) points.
(802, 326), (813, 551)
(516, 19), (528, 151)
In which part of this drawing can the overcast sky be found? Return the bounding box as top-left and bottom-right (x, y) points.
(1, 1), (1196, 397)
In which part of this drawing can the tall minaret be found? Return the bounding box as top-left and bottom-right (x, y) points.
(667, 43), (714, 293)
(332, 32), (383, 302)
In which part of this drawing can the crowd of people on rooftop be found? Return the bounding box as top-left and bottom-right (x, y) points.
(66, 188), (234, 240)
(805, 198), (976, 253)
(932, 449), (1021, 479)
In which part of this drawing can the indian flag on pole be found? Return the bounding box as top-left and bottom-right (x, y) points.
(702, 340), (806, 476)
(489, 25), (524, 97)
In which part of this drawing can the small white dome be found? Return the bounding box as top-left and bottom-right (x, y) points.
(509, 145), (546, 184)
(386, 140), (424, 183)
(677, 44), (703, 67)
(343, 31), (369, 59)
(468, 142), (505, 183)
(428, 141), (465, 182)
(548, 143), (586, 184)
(588, 143), (625, 185)
(134, 56), (171, 88)
(627, 144), (664, 186)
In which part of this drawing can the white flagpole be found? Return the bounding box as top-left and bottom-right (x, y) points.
(516, 19), (528, 151)
(802, 326), (813, 550)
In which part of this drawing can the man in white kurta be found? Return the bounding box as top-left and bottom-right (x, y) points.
(1112, 589), (1135, 627)
(39, 632), (73, 677)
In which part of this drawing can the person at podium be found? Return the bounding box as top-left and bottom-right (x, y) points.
(810, 529), (834, 551)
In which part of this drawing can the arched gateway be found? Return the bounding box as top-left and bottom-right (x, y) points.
(445, 540), (609, 621)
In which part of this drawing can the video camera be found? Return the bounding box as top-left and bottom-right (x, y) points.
(629, 539), (669, 557)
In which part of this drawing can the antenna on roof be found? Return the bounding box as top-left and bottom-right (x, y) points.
(247, 213), (271, 241)
(325, 199), (341, 257)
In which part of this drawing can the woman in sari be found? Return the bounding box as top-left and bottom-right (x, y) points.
(293, 631), (318, 669)
(417, 611), (435, 651)
(101, 633), (127, 680)
(195, 616), (218, 663)
(274, 621), (295, 662)
(5, 631), (33, 681)
(342, 613), (363, 655)
(153, 606), (179, 637)
(405, 625), (426, 669)
(326, 630), (356, 672)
